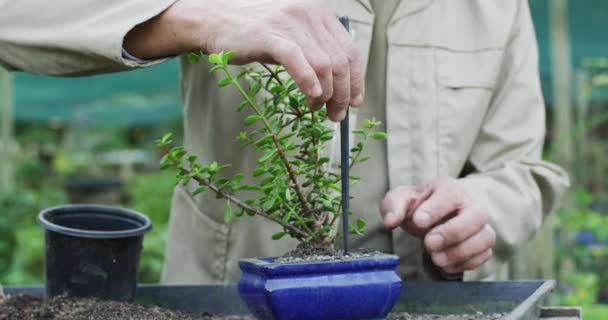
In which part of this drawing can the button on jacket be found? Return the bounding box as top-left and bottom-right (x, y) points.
(0, 0), (570, 283)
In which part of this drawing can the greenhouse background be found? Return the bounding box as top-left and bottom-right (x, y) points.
(1, 0), (608, 318)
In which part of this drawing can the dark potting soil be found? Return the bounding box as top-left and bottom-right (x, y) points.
(388, 312), (505, 320)
(275, 242), (383, 263)
(0, 294), (506, 320)
(0, 294), (253, 320)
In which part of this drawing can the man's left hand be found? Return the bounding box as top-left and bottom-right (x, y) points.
(380, 177), (496, 274)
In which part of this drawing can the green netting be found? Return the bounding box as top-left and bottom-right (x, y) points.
(531, 0), (608, 103)
(14, 60), (182, 127)
(11, 1), (608, 127)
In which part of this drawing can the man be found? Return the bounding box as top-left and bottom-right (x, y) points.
(0, 0), (569, 282)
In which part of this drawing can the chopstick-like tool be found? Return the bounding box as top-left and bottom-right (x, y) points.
(338, 16), (351, 255)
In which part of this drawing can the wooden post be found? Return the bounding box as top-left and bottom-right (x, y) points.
(509, 0), (574, 281)
(574, 69), (589, 186)
(550, 0), (574, 175)
(0, 69), (15, 193)
(544, 0), (572, 280)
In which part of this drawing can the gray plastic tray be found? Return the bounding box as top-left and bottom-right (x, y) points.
(5, 281), (556, 319)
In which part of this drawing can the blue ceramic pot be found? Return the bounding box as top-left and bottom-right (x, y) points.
(238, 254), (402, 320)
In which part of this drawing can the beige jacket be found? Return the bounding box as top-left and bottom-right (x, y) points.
(0, 0), (569, 283)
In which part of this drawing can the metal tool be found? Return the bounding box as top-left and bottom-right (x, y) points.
(339, 16), (351, 255)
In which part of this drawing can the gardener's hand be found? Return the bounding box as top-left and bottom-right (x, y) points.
(380, 178), (496, 274)
(124, 0), (363, 122)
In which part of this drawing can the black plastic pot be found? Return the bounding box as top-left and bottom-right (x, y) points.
(37, 204), (152, 302)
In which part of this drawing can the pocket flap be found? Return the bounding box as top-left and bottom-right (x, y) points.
(435, 49), (503, 89)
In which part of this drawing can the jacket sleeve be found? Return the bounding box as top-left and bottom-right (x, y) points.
(458, 1), (569, 279)
(0, 0), (176, 76)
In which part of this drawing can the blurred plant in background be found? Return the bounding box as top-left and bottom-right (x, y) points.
(554, 190), (608, 306)
(549, 57), (608, 318)
(126, 170), (175, 283)
(0, 120), (180, 285)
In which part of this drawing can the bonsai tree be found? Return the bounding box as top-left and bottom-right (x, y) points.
(156, 51), (386, 252)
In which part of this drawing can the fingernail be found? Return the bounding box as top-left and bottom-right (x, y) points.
(384, 211), (397, 227)
(433, 252), (448, 267)
(352, 93), (364, 106)
(310, 83), (322, 98)
(414, 211), (431, 228)
(426, 234), (444, 251)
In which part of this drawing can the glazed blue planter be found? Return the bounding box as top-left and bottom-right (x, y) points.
(238, 254), (402, 320)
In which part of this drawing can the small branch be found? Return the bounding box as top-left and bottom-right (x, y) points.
(226, 68), (314, 219)
(180, 166), (309, 239)
(272, 135), (315, 215)
(349, 135), (369, 169)
(261, 63), (284, 87)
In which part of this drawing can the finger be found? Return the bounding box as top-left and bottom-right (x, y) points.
(324, 15), (364, 107)
(326, 52), (350, 121)
(424, 205), (487, 252)
(321, 24), (351, 121)
(291, 14), (334, 112)
(267, 36), (322, 99)
(305, 42), (334, 111)
(412, 180), (467, 229)
(430, 225), (496, 268)
(443, 249), (493, 274)
(380, 186), (416, 229)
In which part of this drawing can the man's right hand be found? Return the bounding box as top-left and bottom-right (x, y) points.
(125, 0), (364, 121)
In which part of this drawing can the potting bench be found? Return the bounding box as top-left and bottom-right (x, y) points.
(5, 281), (581, 319)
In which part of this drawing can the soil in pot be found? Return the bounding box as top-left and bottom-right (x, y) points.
(0, 294), (254, 320)
(0, 294), (506, 320)
(275, 241), (383, 263)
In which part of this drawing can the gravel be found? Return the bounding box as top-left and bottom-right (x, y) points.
(274, 242), (384, 264)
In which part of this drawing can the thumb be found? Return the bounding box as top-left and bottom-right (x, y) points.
(380, 186), (416, 229)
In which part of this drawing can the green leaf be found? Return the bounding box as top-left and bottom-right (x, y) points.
(357, 218), (367, 231)
(249, 82), (262, 96)
(370, 132), (388, 140)
(214, 177), (229, 185)
(244, 115), (262, 126)
(259, 150), (277, 163)
(272, 232), (287, 240)
(318, 157), (330, 165)
(320, 199), (333, 209)
(352, 129), (366, 135)
(281, 208), (293, 223)
(209, 65), (223, 74)
(216, 164), (232, 172)
(160, 133), (173, 145)
(218, 77), (233, 88)
(224, 202), (233, 224)
(237, 101), (249, 112)
(312, 127), (323, 138)
(253, 167), (266, 177)
(328, 184), (341, 192)
(235, 208), (245, 217)
(187, 52), (200, 64)
(232, 173), (244, 184)
(222, 51), (235, 65)
(260, 176), (274, 186)
(285, 189), (293, 201)
(208, 53), (222, 65)
(193, 186), (208, 196)
(270, 85), (282, 94)
(172, 148), (187, 160)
